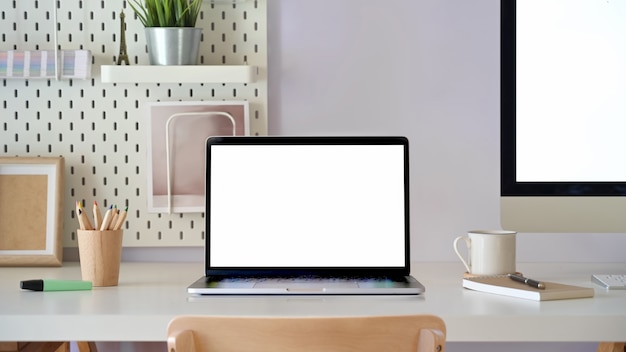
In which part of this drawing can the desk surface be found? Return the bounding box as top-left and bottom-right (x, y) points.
(0, 261), (625, 342)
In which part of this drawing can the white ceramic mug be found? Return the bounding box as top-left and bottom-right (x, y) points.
(453, 230), (517, 275)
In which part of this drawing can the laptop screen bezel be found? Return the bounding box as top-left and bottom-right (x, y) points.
(204, 136), (411, 277)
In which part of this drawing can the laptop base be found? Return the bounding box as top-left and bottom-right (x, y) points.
(187, 275), (425, 295)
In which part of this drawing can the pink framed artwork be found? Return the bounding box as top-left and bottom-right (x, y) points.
(146, 101), (250, 213)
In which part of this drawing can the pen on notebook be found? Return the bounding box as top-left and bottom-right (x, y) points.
(509, 273), (545, 289)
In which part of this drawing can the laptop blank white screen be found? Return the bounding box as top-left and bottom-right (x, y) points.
(209, 144), (407, 268)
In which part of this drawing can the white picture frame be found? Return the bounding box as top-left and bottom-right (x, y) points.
(0, 157), (64, 266)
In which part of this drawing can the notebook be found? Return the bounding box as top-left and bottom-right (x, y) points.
(187, 136), (425, 295)
(463, 275), (595, 301)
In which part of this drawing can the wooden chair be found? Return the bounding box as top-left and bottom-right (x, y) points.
(597, 342), (625, 352)
(167, 314), (446, 352)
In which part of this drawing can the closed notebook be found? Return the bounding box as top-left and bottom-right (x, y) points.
(462, 275), (595, 301)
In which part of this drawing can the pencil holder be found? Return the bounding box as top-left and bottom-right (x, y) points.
(77, 229), (123, 286)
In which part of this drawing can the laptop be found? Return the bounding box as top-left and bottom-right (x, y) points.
(187, 136), (425, 295)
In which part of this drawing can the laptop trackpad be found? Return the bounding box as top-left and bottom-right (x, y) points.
(253, 280), (359, 289)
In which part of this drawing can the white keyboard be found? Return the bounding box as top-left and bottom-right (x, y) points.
(591, 274), (626, 290)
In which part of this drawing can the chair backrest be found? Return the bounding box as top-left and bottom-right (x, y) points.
(167, 314), (446, 352)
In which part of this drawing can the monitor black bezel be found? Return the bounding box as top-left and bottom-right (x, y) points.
(204, 136), (411, 277)
(500, 0), (626, 197)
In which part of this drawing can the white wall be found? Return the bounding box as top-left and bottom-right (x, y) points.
(266, 0), (626, 264)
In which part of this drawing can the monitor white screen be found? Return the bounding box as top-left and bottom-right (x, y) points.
(515, 0), (626, 182)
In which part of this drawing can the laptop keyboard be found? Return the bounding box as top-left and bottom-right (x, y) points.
(591, 274), (626, 290)
(211, 275), (407, 283)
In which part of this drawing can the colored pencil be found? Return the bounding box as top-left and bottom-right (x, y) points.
(113, 207), (128, 230)
(100, 204), (114, 231)
(93, 201), (103, 230)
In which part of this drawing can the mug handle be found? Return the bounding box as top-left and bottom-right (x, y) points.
(453, 236), (471, 273)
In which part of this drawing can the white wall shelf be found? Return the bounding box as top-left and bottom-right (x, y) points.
(100, 65), (257, 84)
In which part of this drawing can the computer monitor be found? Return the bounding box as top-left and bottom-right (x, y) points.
(500, 0), (626, 233)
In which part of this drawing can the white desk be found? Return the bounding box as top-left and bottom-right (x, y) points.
(0, 262), (625, 342)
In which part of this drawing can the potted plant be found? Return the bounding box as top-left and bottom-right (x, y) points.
(128, 0), (203, 65)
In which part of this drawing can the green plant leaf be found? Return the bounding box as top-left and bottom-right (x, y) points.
(128, 0), (150, 27)
(128, 0), (202, 27)
(127, 0), (202, 27)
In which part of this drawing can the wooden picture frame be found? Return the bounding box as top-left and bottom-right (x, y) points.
(0, 157), (64, 266)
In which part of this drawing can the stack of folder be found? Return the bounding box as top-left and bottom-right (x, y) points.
(0, 50), (91, 79)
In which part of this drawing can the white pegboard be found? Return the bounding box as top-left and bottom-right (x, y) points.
(0, 0), (267, 247)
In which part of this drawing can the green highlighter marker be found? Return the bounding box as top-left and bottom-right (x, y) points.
(20, 279), (92, 291)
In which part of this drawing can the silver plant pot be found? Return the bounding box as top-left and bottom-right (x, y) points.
(145, 27), (202, 65)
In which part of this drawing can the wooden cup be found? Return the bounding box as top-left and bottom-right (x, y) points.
(77, 229), (123, 286)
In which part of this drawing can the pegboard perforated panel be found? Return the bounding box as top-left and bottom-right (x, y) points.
(1, 0), (267, 247)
